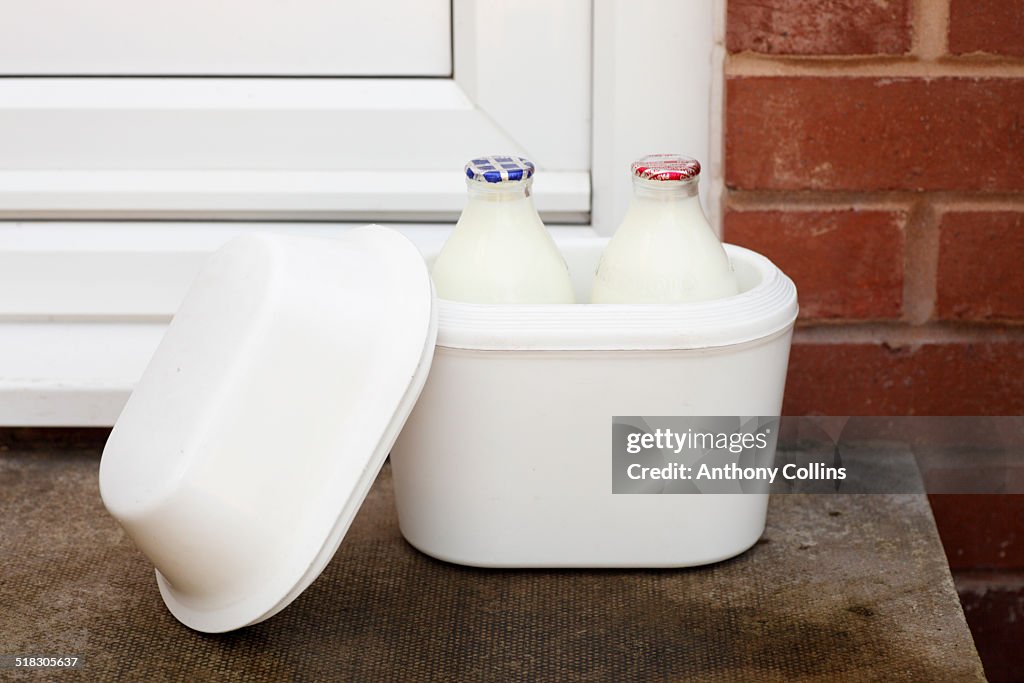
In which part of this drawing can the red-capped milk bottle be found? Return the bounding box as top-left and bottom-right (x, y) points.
(431, 156), (575, 303)
(591, 154), (739, 303)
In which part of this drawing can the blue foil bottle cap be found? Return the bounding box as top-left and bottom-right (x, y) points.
(465, 155), (536, 184)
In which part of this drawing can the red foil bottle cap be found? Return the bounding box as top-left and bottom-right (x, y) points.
(631, 154), (701, 182)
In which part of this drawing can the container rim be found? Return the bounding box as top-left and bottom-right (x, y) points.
(435, 244), (798, 351)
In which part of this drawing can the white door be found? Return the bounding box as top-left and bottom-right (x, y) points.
(0, 0), (452, 75)
(0, 0), (720, 425)
(0, 0), (592, 223)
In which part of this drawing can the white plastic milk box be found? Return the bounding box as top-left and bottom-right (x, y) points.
(99, 226), (798, 632)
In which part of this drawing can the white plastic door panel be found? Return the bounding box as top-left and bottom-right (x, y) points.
(0, 0), (451, 76)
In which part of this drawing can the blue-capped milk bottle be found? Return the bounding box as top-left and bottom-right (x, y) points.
(431, 156), (576, 303)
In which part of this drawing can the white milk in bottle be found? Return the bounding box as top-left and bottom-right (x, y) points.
(431, 156), (575, 303)
(591, 154), (739, 303)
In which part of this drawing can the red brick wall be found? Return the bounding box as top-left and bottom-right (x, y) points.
(724, 1), (1024, 678)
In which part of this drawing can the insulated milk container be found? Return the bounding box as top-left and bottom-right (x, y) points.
(391, 239), (797, 567)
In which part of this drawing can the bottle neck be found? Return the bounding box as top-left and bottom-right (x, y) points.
(630, 176), (700, 202)
(466, 178), (533, 202)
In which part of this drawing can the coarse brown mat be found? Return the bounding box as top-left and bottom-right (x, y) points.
(0, 429), (984, 682)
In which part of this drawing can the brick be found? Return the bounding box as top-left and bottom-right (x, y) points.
(954, 570), (1024, 680)
(725, 208), (905, 320)
(726, 78), (1024, 192)
(782, 416), (1024, 453)
(783, 341), (1024, 416)
(936, 211), (1024, 322)
(949, 0), (1024, 57)
(933, 498), (1024, 569)
(784, 342), (909, 415)
(727, 0), (912, 55)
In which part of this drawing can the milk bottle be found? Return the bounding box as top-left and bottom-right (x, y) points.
(431, 156), (575, 304)
(591, 154), (739, 304)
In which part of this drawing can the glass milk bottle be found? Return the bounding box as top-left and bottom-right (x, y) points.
(431, 156), (575, 304)
(591, 154), (739, 304)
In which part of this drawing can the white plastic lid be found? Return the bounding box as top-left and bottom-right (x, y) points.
(99, 226), (437, 632)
